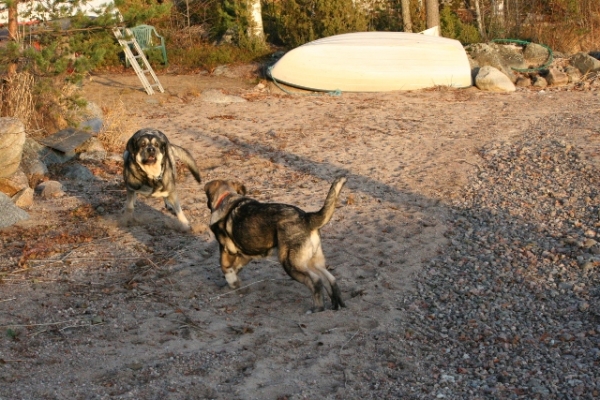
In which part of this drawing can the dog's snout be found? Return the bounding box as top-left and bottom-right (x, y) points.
(147, 146), (155, 155)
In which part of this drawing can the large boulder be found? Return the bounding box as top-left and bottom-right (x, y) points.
(0, 118), (26, 179)
(475, 66), (517, 92)
(467, 43), (520, 83)
(523, 43), (550, 67)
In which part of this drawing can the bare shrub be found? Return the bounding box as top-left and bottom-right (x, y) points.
(96, 98), (138, 153)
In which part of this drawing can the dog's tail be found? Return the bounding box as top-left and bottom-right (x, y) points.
(171, 145), (202, 183)
(306, 177), (347, 230)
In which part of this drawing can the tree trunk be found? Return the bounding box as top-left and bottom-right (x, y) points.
(474, 0), (485, 40)
(247, 0), (264, 39)
(185, 0), (190, 28)
(7, 0), (19, 76)
(400, 0), (412, 32)
(425, 0), (440, 29)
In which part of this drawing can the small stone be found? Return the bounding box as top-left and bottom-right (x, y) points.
(12, 187), (34, 209)
(36, 180), (65, 198)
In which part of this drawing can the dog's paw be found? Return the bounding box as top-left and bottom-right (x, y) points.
(120, 211), (136, 227)
(177, 223), (192, 233)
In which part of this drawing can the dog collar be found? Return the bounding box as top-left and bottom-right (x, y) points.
(214, 192), (232, 210)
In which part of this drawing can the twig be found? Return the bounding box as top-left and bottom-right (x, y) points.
(1, 320), (74, 329)
(0, 297), (16, 303)
(455, 158), (482, 172)
(178, 322), (214, 337)
(28, 256), (140, 264)
(59, 323), (93, 332)
(340, 330), (360, 352)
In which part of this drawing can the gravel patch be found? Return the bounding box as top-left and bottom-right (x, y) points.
(387, 113), (600, 399)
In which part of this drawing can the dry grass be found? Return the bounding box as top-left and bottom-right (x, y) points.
(522, 22), (600, 54)
(96, 98), (139, 153)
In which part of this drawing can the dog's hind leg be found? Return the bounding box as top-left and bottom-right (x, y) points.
(280, 246), (325, 312)
(310, 245), (346, 310)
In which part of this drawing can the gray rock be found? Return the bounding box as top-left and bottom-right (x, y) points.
(0, 118), (26, 179)
(467, 43), (518, 83)
(570, 52), (600, 74)
(212, 65), (229, 75)
(495, 43), (526, 69)
(35, 180), (65, 198)
(79, 117), (103, 134)
(523, 43), (550, 66)
(475, 66), (516, 92)
(0, 192), (29, 228)
(60, 164), (95, 181)
(20, 138), (49, 186)
(565, 65), (582, 83)
(24, 136), (75, 166)
(77, 137), (107, 161)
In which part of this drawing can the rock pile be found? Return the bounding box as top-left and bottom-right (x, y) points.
(0, 117), (109, 228)
(468, 42), (600, 92)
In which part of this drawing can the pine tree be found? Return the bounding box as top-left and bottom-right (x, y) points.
(0, 0), (168, 130)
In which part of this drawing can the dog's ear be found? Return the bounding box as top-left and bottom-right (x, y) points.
(231, 181), (246, 195)
(204, 181), (218, 199)
(125, 135), (138, 156)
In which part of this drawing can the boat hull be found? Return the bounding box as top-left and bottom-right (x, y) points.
(269, 32), (473, 92)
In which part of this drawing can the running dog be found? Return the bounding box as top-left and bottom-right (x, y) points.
(204, 177), (347, 312)
(123, 128), (201, 231)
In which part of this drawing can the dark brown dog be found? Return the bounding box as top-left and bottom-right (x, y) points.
(204, 177), (347, 312)
(123, 128), (201, 231)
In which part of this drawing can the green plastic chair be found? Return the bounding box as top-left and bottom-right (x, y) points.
(128, 24), (168, 65)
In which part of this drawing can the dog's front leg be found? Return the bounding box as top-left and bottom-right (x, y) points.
(164, 193), (190, 231)
(123, 189), (137, 224)
(220, 251), (251, 289)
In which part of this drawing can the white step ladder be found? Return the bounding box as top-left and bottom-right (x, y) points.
(112, 27), (164, 95)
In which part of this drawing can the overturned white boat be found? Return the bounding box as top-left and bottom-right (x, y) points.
(268, 31), (473, 92)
